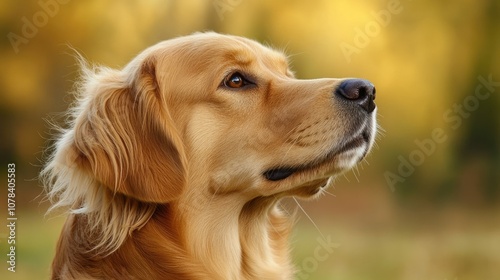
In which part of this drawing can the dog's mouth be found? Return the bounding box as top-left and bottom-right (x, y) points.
(263, 130), (371, 181)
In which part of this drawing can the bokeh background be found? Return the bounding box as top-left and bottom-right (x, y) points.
(1, 0), (499, 279)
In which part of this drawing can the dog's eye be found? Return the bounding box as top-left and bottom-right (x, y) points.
(223, 72), (250, 89)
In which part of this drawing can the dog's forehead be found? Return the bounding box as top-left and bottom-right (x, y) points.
(178, 33), (289, 68)
(228, 36), (289, 68)
(143, 33), (290, 77)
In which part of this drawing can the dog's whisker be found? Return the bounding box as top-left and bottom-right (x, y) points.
(277, 128), (302, 167)
(352, 167), (360, 182)
(342, 173), (351, 183)
(323, 190), (336, 197)
(293, 198), (325, 241)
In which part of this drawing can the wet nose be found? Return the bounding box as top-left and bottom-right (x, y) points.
(334, 79), (376, 113)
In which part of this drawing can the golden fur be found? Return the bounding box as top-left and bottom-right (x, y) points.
(42, 32), (377, 279)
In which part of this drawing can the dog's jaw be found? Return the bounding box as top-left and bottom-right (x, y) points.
(263, 106), (377, 195)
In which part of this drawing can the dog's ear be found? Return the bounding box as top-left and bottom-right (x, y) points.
(71, 55), (186, 203)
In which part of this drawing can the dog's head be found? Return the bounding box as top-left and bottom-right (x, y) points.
(51, 32), (376, 205)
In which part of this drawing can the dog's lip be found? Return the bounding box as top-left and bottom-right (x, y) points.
(263, 168), (298, 181)
(263, 130), (370, 181)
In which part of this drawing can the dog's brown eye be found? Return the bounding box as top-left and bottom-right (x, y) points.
(224, 73), (246, 89)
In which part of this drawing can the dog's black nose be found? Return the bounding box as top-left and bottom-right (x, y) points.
(335, 79), (376, 113)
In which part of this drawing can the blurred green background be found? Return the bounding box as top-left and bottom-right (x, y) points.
(1, 0), (499, 279)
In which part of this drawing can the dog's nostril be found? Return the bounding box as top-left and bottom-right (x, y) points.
(357, 85), (369, 100)
(334, 79), (376, 113)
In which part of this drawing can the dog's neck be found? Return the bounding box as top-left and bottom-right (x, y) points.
(176, 191), (294, 279)
(52, 184), (295, 279)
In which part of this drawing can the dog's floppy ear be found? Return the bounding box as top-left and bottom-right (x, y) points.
(71, 55), (186, 203)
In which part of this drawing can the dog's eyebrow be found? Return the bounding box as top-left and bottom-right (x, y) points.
(223, 47), (290, 76)
(223, 50), (253, 67)
(263, 53), (290, 75)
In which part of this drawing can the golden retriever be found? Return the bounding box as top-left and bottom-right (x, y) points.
(43, 32), (377, 279)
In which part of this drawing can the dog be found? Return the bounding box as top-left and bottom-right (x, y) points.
(42, 32), (377, 279)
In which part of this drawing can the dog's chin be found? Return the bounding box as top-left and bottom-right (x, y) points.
(282, 177), (333, 199)
(263, 128), (374, 197)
